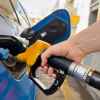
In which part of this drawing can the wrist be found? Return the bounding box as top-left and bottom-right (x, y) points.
(61, 40), (86, 63)
(70, 37), (91, 56)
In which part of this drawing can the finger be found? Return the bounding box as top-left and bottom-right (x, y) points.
(43, 66), (48, 73)
(39, 66), (43, 71)
(52, 74), (56, 78)
(48, 67), (54, 76)
(41, 54), (48, 67)
(74, 56), (82, 64)
(41, 48), (53, 66)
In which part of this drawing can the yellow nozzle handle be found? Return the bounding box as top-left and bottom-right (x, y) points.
(16, 40), (50, 72)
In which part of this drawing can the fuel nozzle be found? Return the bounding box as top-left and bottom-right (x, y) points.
(16, 40), (100, 95)
(48, 56), (100, 90)
(0, 35), (28, 55)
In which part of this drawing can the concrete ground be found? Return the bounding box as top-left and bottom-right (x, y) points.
(36, 88), (64, 100)
(36, 71), (99, 100)
(36, 69), (100, 100)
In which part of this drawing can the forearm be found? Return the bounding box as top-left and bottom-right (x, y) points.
(70, 21), (100, 55)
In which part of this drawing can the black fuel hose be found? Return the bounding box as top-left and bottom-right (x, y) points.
(87, 71), (100, 89)
(48, 56), (100, 90)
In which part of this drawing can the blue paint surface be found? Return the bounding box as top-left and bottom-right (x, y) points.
(0, 64), (36, 100)
(32, 9), (71, 43)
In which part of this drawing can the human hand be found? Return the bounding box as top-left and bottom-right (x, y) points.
(41, 40), (86, 75)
